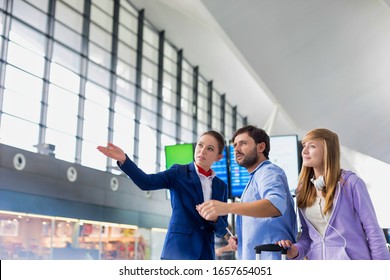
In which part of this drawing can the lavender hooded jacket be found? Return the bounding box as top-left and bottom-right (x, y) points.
(294, 170), (390, 260)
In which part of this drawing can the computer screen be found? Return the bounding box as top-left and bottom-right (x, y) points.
(211, 146), (229, 186)
(269, 135), (299, 192)
(164, 143), (194, 169)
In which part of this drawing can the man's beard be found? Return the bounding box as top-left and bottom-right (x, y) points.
(236, 146), (259, 169)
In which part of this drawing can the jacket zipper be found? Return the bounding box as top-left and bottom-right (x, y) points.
(301, 182), (342, 259)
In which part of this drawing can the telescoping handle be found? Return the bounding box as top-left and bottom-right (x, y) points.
(254, 244), (288, 260)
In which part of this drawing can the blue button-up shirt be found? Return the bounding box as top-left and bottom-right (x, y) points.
(236, 160), (297, 260)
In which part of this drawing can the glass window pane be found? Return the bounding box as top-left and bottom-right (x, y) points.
(197, 122), (207, 135)
(138, 124), (156, 173)
(118, 24), (137, 49)
(89, 43), (111, 69)
(0, 10), (4, 37)
(87, 61), (110, 88)
(140, 92), (157, 112)
(140, 108), (157, 129)
(116, 59), (136, 81)
(55, 0), (83, 33)
(141, 74), (157, 95)
(25, 0), (49, 12)
(45, 129), (76, 163)
(116, 77), (136, 101)
(162, 87), (175, 104)
(9, 20), (46, 55)
(212, 118), (221, 131)
(60, 0), (84, 13)
(181, 85), (193, 103)
(113, 101), (135, 160)
(162, 118), (175, 134)
(180, 98), (191, 112)
(52, 42), (81, 74)
(142, 59), (158, 80)
(117, 41), (136, 66)
(180, 128), (193, 143)
(164, 57), (176, 76)
(50, 62), (80, 93)
(54, 21), (82, 52)
(4, 65), (43, 99)
(47, 84), (78, 135)
(143, 42), (158, 62)
(13, 0), (47, 31)
(181, 113), (193, 131)
(7, 42), (45, 77)
(0, 114), (38, 152)
(197, 96), (208, 112)
(2, 89), (41, 123)
(164, 42), (177, 62)
(161, 103), (175, 121)
(92, 0), (113, 17)
(120, 0), (138, 17)
(83, 100), (109, 143)
(163, 73), (176, 93)
(85, 82), (109, 107)
(91, 3), (113, 32)
(81, 139), (107, 171)
(119, 9), (138, 35)
(89, 23), (111, 51)
(143, 25), (158, 47)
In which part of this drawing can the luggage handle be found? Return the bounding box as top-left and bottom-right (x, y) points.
(254, 244), (288, 260)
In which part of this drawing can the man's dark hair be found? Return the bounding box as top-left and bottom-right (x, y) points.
(232, 125), (270, 159)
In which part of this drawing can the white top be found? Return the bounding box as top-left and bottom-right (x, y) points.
(304, 195), (332, 236)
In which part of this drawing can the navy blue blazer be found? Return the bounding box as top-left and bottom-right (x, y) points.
(119, 155), (228, 259)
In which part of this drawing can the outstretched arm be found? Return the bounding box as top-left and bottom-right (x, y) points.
(197, 199), (281, 221)
(97, 143), (126, 163)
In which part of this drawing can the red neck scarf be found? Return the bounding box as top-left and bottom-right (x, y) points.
(196, 164), (212, 177)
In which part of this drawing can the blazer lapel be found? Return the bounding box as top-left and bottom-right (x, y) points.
(188, 163), (204, 204)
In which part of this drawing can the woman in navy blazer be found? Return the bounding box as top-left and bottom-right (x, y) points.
(97, 130), (229, 259)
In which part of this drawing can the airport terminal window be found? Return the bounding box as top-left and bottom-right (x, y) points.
(45, 129), (77, 163)
(91, 0), (113, 33)
(112, 97), (136, 162)
(0, 0), (248, 260)
(0, 0), (247, 171)
(24, 0), (48, 13)
(143, 23), (159, 47)
(117, 36), (137, 63)
(46, 84), (79, 136)
(9, 19), (46, 55)
(50, 62), (80, 93)
(116, 58), (137, 81)
(87, 61), (111, 89)
(53, 20), (83, 52)
(88, 43), (112, 70)
(52, 43), (81, 74)
(119, 5), (138, 39)
(59, 0), (83, 13)
(138, 123), (157, 173)
(56, 0), (83, 34)
(89, 23), (112, 53)
(225, 102), (234, 139)
(7, 42), (44, 77)
(143, 41), (159, 62)
(13, 0), (47, 32)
